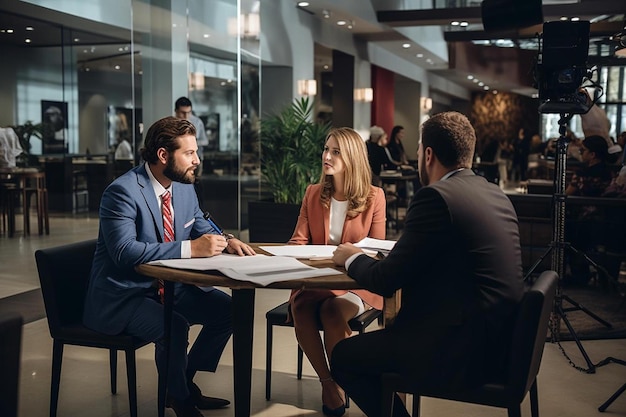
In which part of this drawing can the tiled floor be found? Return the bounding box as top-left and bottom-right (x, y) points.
(1, 213), (626, 416)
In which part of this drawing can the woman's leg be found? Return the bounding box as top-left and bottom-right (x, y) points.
(318, 294), (361, 411)
(291, 295), (332, 380)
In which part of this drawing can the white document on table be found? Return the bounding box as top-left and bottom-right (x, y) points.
(147, 254), (339, 286)
(259, 245), (337, 260)
(354, 237), (397, 253)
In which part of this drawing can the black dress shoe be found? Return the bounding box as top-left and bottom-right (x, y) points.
(189, 382), (230, 410)
(166, 395), (204, 417)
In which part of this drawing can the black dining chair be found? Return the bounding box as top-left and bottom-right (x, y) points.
(35, 239), (149, 417)
(265, 300), (382, 400)
(380, 270), (558, 417)
(0, 311), (23, 417)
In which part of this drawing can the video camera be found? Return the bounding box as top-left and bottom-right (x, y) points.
(535, 20), (592, 114)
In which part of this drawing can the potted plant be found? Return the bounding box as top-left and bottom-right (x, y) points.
(248, 97), (331, 242)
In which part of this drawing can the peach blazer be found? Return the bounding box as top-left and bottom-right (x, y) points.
(288, 183), (386, 310)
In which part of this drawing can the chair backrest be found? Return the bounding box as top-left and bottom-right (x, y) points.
(34, 239), (97, 337)
(506, 270), (558, 399)
(0, 312), (23, 417)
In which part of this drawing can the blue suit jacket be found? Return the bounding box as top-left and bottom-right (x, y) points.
(83, 164), (219, 335)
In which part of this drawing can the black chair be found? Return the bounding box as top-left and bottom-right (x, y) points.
(35, 239), (149, 417)
(0, 311), (23, 417)
(381, 270), (558, 417)
(265, 300), (382, 400)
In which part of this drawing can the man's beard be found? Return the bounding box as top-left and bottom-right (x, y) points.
(164, 158), (195, 184)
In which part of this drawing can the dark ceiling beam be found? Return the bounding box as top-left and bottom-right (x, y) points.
(443, 21), (623, 42)
(378, 0), (624, 27)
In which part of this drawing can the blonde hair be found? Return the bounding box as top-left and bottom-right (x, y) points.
(319, 127), (373, 218)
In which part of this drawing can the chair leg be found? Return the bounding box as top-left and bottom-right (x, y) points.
(508, 405), (522, 417)
(50, 340), (64, 417)
(109, 349), (118, 394)
(266, 321), (273, 400)
(125, 349), (139, 417)
(412, 394), (420, 417)
(297, 345), (303, 380)
(530, 378), (539, 417)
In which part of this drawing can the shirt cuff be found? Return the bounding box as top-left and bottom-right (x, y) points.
(181, 240), (191, 258)
(345, 253), (365, 271)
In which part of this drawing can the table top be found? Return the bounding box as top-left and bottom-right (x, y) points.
(135, 245), (359, 290)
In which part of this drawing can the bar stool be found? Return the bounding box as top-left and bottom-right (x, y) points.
(22, 171), (49, 235)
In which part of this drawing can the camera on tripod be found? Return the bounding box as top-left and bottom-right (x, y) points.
(535, 20), (592, 115)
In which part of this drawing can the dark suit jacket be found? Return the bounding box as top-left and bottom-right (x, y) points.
(83, 164), (219, 335)
(347, 169), (524, 387)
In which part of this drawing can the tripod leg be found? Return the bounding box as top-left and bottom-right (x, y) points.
(567, 244), (620, 287)
(561, 294), (612, 328)
(598, 383), (626, 412)
(557, 304), (596, 373)
(524, 245), (553, 282)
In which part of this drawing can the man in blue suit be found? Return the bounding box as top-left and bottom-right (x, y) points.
(84, 116), (255, 417)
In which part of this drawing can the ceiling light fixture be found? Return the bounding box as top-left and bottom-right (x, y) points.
(402, 43), (411, 48)
(25, 38), (31, 43)
(416, 53), (423, 58)
(26, 26), (33, 31)
(451, 21), (460, 26)
(337, 20), (347, 26)
(322, 10), (331, 19)
(297, 1), (310, 6)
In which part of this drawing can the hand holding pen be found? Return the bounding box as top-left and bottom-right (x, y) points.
(203, 212), (256, 256)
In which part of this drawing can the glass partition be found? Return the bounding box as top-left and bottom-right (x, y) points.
(2, 0), (261, 232)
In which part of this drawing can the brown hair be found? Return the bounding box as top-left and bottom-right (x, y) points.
(421, 111), (476, 168)
(319, 127), (373, 218)
(140, 116), (196, 164)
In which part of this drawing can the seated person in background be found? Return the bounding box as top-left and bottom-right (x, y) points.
(330, 112), (524, 417)
(83, 116), (255, 417)
(287, 127), (386, 416)
(366, 125), (392, 180)
(386, 125), (410, 166)
(566, 136), (613, 197)
(114, 130), (134, 161)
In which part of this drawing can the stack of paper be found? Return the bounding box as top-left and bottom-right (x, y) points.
(148, 254), (339, 286)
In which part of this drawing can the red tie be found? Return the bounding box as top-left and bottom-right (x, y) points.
(158, 191), (174, 302)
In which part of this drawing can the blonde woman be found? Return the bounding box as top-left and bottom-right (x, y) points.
(288, 127), (386, 416)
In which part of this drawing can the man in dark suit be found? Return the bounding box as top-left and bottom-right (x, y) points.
(331, 111), (524, 417)
(83, 116), (255, 417)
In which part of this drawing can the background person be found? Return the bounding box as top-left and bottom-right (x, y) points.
(386, 125), (409, 166)
(175, 97), (209, 177)
(83, 116), (255, 417)
(287, 127), (386, 416)
(365, 125), (392, 181)
(330, 112), (524, 417)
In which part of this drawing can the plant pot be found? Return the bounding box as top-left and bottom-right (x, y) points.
(247, 200), (300, 243)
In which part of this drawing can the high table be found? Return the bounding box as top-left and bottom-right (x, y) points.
(135, 247), (368, 417)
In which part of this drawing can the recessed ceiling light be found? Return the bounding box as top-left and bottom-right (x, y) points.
(25, 38), (31, 43)
(114, 65), (120, 70)
(560, 16), (568, 21)
(416, 53), (423, 58)
(483, 86), (490, 90)
(473, 78), (479, 83)
(402, 43), (411, 49)
(322, 10), (330, 19)
(26, 26), (34, 31)
(297, 1), (309, 6)
(220, 81), (226, 86)
(492, 90), (498, 94)
(203, 34), (210, 38)
(85, 67), (90, 72)
(478, 82), (484, 86)
(451, 21), (460, 26)
(7, 29), (14, 33)
(337, 20), (347, 26)
(460, 21), (468, 27)
(74, 38), (80, 42)
(172, 23), (177, 27)
(426, 58), (433, 64)
(467, 75), (474, 80)
(323, 65), (329, 70)
(118, 47), (124, 51)
(571, 17), (580, 21)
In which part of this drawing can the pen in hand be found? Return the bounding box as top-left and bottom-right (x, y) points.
(203, 211), (234, 240)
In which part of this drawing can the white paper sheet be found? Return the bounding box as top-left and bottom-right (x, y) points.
(259, 245), (337, 260)
(354, 237), (397, 252)
(147, 254), (339, 286)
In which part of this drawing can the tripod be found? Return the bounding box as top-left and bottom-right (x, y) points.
(596, 357), (626, 412)
(523, 113), (613, 373)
